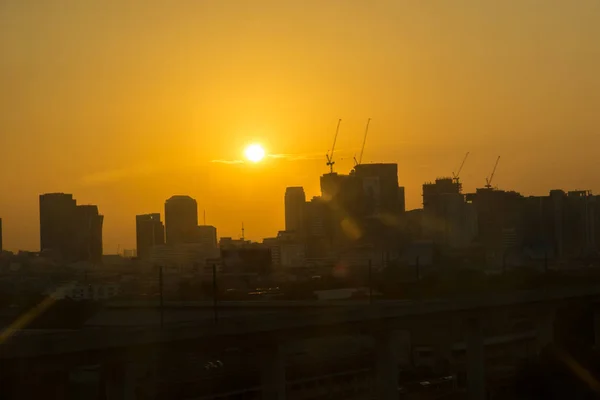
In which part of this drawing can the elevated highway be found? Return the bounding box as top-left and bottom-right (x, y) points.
(2, 286), (600, 399)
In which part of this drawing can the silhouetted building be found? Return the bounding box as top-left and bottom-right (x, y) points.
(136, 213), (165, 259)
(304, 196), (334, 262)
(149, 243), (216, 272)
(221, 247), (272, 275)
(165, 195), (198, 245)
(523, 190), (598, 259)
(40, 193), (77, 257)
(469, 188), (524, 257)
(422, 178), (476, 249)
(194, 225), (218, 251)
(352, 163), (400, 216)
(39, 193), (103, 262)
(263, 231), (305, 269)
(285, 187), (306, 233)
(320, 172), (366, 246)
(423, 178), (461, 209)
(219, 237), (253, 249)
(73, 205), (103, 262)
(563, 191), (597, 257)
(398, 186), (406, 213)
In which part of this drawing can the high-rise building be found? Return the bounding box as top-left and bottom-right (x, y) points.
(304, 196), (334, 261)
(398, 186), (406, 213)
(136, 213), (165, 259)
(523, 190), (599, 259)
(73, 205), (104, 262)
(470, 188), (524, 254)
(39, 193), (103, 262)
(194, 225), (218, 251)
(165, 195), (198, 245)
(421, 178), (476, 248)
(352, 163), (400, 215)
(40, 193), (77, 257)
(285, 187), (306, 233)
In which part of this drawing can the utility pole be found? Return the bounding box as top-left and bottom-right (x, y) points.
(416, 256), (420, 281)
(368, 259), (373, 305)
(212, 263), (219, 323)
(159, 266), (164, 329)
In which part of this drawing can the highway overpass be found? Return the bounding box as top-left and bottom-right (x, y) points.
(2, 286), (600, 399)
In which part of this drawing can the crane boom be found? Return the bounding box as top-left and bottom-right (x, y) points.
(358, 118), (371, 165)
(452, 151), (470, 182)
(456, 152), (469, 178)
(326, 119), (342, 173)
(485, 156), (501, 188)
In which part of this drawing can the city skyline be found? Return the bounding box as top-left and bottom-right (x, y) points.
(1, 169), (599, 255)
(1, 1), (600, 252)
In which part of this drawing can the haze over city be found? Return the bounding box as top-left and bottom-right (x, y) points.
(1, 1), (599, 252)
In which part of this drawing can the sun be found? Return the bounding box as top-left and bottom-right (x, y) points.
(244, 144), (266, 163)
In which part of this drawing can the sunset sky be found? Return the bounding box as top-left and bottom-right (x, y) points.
(1, 1), (599, 252)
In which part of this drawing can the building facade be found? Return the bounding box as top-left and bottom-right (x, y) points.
(165, 195), (198, 245)
(194, 225), (218, 252)
(421, 178), (477, 249)
(136, 213), (165, 259)
(39, 193), (103, 262)
(285, 187), (306, 233)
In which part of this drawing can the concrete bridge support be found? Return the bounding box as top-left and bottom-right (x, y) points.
(466, 317), (486, 400)
(261, 340), (286, 400)
(535, 310), (555, 354)
(594, 312), (600, 350)
(374, 330), (399, 400)
(102, 362), (138, 400)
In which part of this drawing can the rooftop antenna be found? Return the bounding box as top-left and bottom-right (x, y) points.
(203, 209), (206, 225)
(241, 222), (245, 241)
(326, 119), (342, 173)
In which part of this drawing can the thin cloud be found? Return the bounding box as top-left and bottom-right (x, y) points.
(210, 159), (245, 164)
(267, 152), (325, 161)
(211, 148), (359, 165)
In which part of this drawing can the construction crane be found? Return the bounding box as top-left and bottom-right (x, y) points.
(452, 151), (470, 184)
(485, 156), (501, 189)
(354, 118), (371, 166)
(326, 119), (342, 173)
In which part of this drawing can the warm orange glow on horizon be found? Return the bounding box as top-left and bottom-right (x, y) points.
(1, 1), (599, 252)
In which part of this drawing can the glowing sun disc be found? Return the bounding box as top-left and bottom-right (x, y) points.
(244, 144), (266, 163)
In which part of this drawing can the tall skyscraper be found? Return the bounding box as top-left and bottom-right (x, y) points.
(285, 187), (306, 232)
(39, 193), (103, 262)
(40, 193), (77, 258)
(165, 195), (198, 245)
(136, 213), (165, 259)
(74, 205), (104, 262)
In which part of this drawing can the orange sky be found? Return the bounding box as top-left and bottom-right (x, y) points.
(1, 1), (599, 252)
